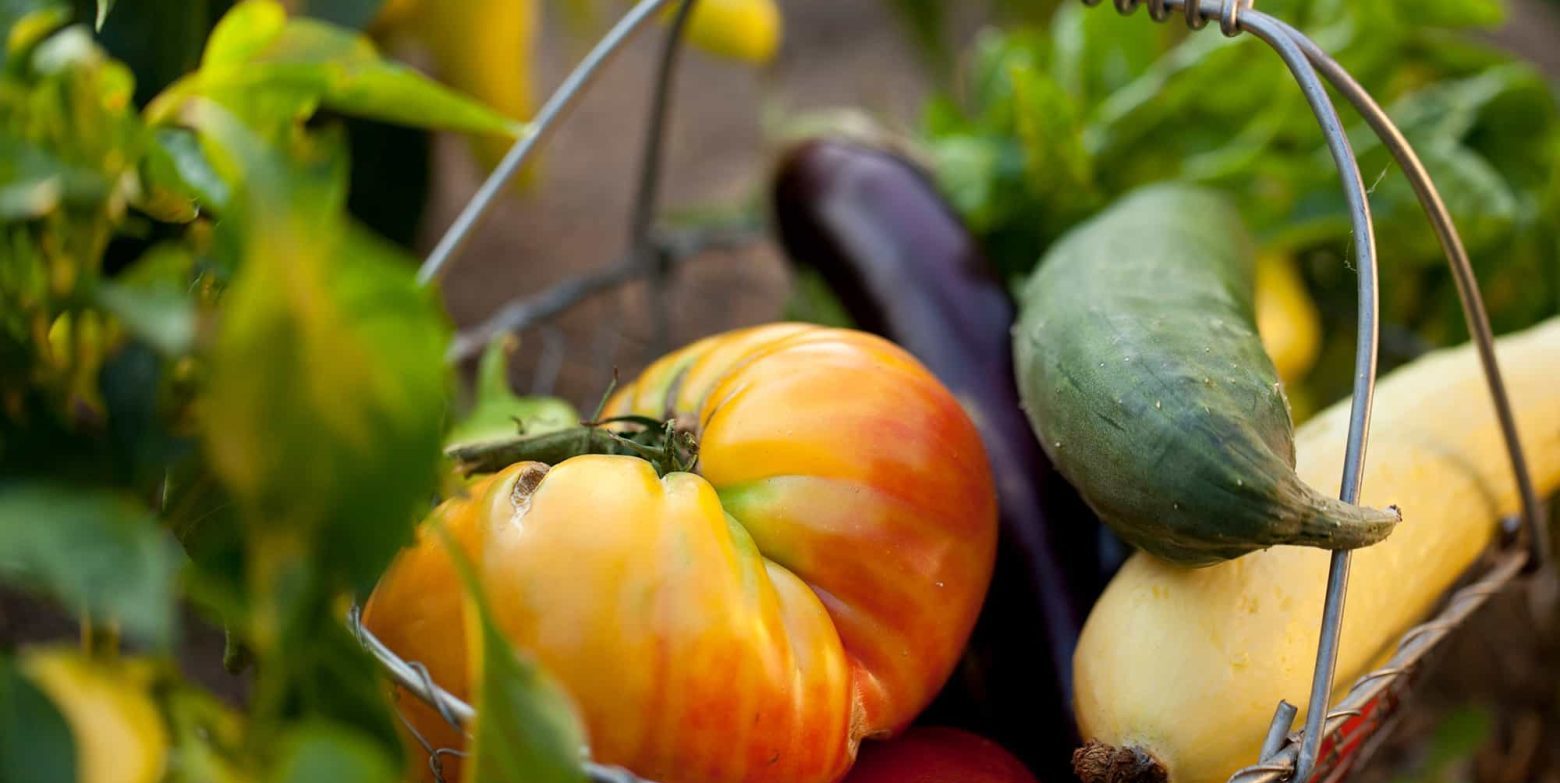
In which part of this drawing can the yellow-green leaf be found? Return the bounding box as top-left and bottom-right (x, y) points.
(270, 721), (398, 783)
(445, 336), (578, 450)
(197, 108), (450, 591)
(149, 0), (521, 140)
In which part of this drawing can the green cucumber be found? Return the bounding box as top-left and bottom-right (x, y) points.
(1013, 184), (1399, 565)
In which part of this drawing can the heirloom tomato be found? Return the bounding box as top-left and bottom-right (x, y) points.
(364, 324), (998, 783)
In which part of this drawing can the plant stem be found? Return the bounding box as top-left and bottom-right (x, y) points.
(627, 0), (699, 356)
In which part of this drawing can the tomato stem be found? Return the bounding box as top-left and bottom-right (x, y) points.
(448, 416), (698, 477)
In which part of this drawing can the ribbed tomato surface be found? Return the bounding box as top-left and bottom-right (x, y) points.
(364, 324), (998, 782)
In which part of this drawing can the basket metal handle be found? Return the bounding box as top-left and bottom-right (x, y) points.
(1081, 1), (1547, 781)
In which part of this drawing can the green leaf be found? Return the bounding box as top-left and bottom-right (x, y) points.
(0, 136), (111, 220)
(95, 244), (198, 356)
(0, 136), (67, 219)
(144, 126), (231, 214)
(270, 721), (399, 783)
(0, 483), (180, 648)
(445, 337), (579, 450)
(435, 523), (589, 783)
(3, 22), (142, 250)
(1396, 0), (1505, 28)
(1008, 62), (1094, 203)
(1405, 142), (1518, 249)
(164, 680), (249, 783)
(256, 15), (518, 135)
(1, 1), (69, 64)
(203, 0), (287, 69)
(926, 133), (1010, 234)
(149, 0), (522, 139)
(196, 107), (450, 592)
(316, 61), (521, 137)
(467, 627), (589, 783)
(0, 654), (76, 783)
(1049, 2), (1168, 104)
(93, 0), (111, 29)
(1384, 65), (1530, 148)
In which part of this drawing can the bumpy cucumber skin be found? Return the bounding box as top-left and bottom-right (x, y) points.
(1013, 184), (1398, 565)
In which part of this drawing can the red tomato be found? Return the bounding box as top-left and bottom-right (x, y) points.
(364, 324), (998, 783)
(845, 728), (1040, 783)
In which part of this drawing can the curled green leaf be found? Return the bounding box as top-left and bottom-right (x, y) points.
(148, 0), (523, 140)
(445, 336), (579, 451)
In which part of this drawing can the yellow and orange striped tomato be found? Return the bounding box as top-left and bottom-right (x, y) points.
(364, 324), (998, 783)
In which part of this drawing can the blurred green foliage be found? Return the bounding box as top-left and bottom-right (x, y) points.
(0, 1), (586, 779)
(918, 0), (1560, 404)
(1389, 706), (1493, 783)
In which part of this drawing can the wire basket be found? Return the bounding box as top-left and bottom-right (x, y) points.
(351, 1), (1554, 781)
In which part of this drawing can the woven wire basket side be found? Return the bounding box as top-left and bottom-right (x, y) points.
(354, 1), (1553, 782)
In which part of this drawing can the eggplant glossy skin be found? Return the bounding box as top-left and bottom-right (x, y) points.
(771, 138), (1123, 778)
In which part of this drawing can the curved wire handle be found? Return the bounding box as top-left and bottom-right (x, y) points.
(1083, 1), (1546, 781)
(416, 0), (684, 285)
(349, 606), (651, 783)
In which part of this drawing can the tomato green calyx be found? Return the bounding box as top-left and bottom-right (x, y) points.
(447, 415), (698, 478)
(591, 415), (700, 477)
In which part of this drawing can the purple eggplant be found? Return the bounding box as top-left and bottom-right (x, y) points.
(770, 138), (1126, 777)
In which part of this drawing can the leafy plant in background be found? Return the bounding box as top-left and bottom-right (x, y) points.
(919, 0), (1560, 406)
(0, 0), (592, 778)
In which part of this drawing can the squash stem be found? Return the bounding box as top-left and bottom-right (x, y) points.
(1072, 740), (1168, 783)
